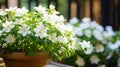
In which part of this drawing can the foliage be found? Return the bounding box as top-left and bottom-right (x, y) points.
(0, 5), (85, 60)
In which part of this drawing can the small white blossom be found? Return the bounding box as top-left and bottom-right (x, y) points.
(108, 42), (119, 50)
(95, 44), (104, 53)
(56, 36), (68, 43)
(118, 58), (120, 67)
(18, 24), (31, 37)
(84, 29), (92, 38)
(79, 22), (90, 30)
(81, 17), (91, 23)
(15, 7), (28, 16)
(34, 5), (46, 14)
(49, 5), (59, 15)
(4, 34), (15, 43)
(68, 37), (78, 50)
(69, 17), (79, 24)
(2, 21), (14, 32)
(90, 55), (100, 64)
(75, 56), (85, 67)
(48, 33), (57, 43)
(105, 26), (113, 32)
(34, 24), (47, 39)
(45, 14), (58, 23)
(115, 40), (120, 46)
(2, 43), (7, 48)
(91, 21), (104, 31)
(85, 45), (94, 54)
(79, 41), (91, 50)
(55, 23), (66, 34)
(73, 27), (83, 36)
(44, 14), (64, 24)
(65, 25), (72, 31)
(0, 9), (7, 16)
(93, 30), (104, 41)
(14, 19), (23, 25)
(69, 41), (78, 50)
(98, 64), (106, 67)
(103, 30), (115, 39)
(103, 26), (115, 39)
(58, 15), (64, 22)
(5, 7), (17, 12)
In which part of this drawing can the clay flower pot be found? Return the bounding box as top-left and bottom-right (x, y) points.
(0, 52), (50, 67)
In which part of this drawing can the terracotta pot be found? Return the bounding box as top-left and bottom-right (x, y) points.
(1, 52), (50, 67)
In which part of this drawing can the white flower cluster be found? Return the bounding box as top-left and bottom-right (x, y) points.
(0, 5), (87, 59)
(0, 5), (69, 45)
(70, 17), (105, 42)
(66, 17), (119, 67)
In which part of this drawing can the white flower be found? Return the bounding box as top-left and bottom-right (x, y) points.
(56, 36), (68, 43)
(2, 21), (14, 32)
(69, 17), (79, 24)
(84, 29), (92, 38)
(73, 27), (83, 36)
(103, 31), (115, 39)
(75, 56), (85, 67)
(55, 23), (66, 34)
(85, 45), (94, 54)
(44, 14), (64, 24)
(48, 33), (57, 43)
(14, 19), (23, 25)
(0, 9), (7, 16)
(34, 24), (47, 39)
(57, 15), (64, 22)
(18, 24), (31, 37)
(58, 24), (71, 32)
(93, 30), (104, 41)
(69, 41), (78, 50)
(68, 37), (78, 50)
(79, 41), (91, 50)
(49, 5), (59, 15)
(81, 17), (91, 23)
(105, 26), (113, 32)
(15, 7), (28, 16)
(108, 42), (119, 50)
(65, 25), (72, 31)
(49, 4), (55, 10)
(49, 15), (59, 23)
(4, 34), (15, 43)
(98, 64), (106, 67)
(115, 40), (120, 46)
(90, 55), (100, 64)
(34, 5), (46, 14)
(91, 21), (104, 31)
(103, 26), (115, 38)
(5, 7), (17, 12)
(2, 43), (7, 48)
(95, 44), (104, 53)
(118, 58), (120, 67)
(79, 22), (90, 29)
(0, 30), (2, 36)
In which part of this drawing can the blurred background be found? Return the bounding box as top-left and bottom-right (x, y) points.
(0, 0), (120, 30)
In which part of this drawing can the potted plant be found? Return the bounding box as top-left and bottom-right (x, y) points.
(0, 5), (88, 67)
